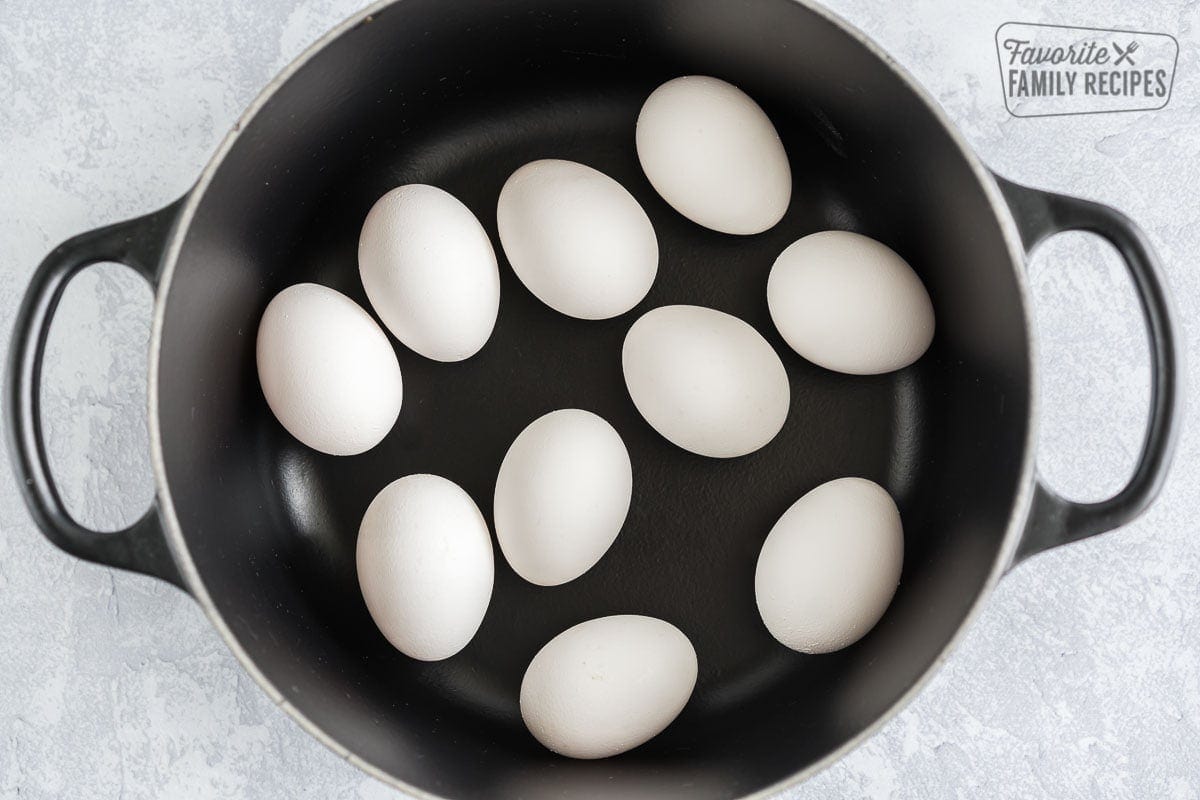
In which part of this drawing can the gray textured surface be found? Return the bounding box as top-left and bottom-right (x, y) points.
(0, 0), (1197, 797)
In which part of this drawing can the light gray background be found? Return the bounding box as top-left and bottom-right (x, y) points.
(0, 0), (1197, 797)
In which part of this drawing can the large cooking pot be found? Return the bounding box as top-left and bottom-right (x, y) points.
(5, 0), (1180, 797)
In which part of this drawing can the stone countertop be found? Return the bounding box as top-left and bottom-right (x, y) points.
(1, 0), (1197, 797)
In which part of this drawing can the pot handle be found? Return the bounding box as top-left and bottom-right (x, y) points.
(4, 199), (189, 591)
(996, 175), (1181, 566)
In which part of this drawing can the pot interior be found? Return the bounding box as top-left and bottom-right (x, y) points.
(156, 0), (1031, 796)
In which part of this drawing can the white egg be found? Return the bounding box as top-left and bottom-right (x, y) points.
(256, 283), (402, 456)
(494, 409), (632, 586)
(358, 184), (500, 362)
(356, 474), (494, 661)
(755, 477), (903, 654)
(520, 615), (697, 759)
(496, 159), (658, 320)
(622, 305), (790, 458)
(636, 75), (791, 235)
(767, 230), (935, 375)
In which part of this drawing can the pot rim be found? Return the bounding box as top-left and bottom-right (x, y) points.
(145, 1), (1039, 797)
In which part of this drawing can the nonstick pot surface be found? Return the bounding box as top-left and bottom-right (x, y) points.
(155, 0), (1031, 796)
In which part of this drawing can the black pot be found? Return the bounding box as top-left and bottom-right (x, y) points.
(6, 1), (1180, 798)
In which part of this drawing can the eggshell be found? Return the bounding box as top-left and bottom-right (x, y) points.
(622, 305), (790, 458)
(767, 230), (935, 375)
(358, 184), (500, 362)
(356, 474), (494, 661)
(520, 615), (697, 759)
(494, 409), (632, 586)
(636, 75), (791, 235)
(496, 159), (658, 319)
(755, 477), (903, 654)
(256, 283), (402, 456)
